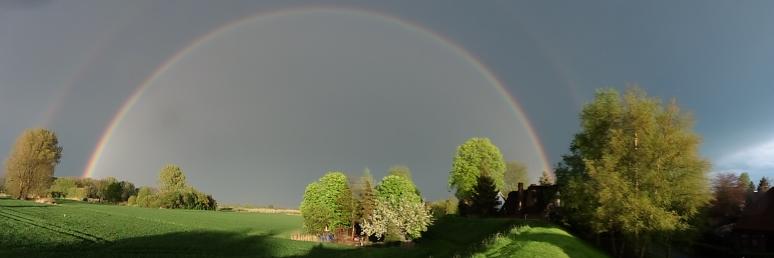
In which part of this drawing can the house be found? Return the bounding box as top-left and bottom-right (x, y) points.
(501, 182), (559, 217)
(734, 188), (774, 252)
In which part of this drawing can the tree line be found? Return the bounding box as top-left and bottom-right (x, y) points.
(300, 166), (433, 242)
(1, 128), (215, 210)
(299, 137), (551, 243)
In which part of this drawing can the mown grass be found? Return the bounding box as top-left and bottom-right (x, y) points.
(0, 198), (608, 258)
(0, 198), (315, 257)
(471, 222), (609, 258)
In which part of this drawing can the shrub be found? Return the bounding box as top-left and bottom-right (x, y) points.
(430, 197), (458, 219)
(127, 195), (137, 206)
(67, 188), (87, 200)
(157, 188), (216, 210)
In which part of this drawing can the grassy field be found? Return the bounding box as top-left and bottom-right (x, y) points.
(471, 223), (609, 258)
(0, 198), (608, 258)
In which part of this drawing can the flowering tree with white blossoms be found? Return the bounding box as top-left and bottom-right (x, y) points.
(361, 175), (433, 241)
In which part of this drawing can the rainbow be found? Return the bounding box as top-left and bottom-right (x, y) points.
(82, 7), (552, 178)
(38, 30), (117, 128)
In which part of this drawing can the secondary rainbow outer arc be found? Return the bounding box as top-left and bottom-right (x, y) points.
(82, 7), (552, 178)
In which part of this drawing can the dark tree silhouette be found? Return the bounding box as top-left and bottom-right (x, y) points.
(759, 177), (770, 193)
(469, 175), (500, 217)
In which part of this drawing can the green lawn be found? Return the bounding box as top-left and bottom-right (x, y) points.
(471, 222), (609, 258)
(0, 198), (608, 258)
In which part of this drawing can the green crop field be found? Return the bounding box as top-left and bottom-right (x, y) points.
(0, 198), (608, 258)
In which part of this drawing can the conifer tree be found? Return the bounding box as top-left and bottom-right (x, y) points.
(759, 177), (770, 193)
(469, 174), (500, 217)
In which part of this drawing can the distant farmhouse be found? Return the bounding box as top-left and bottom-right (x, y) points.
(501, 182), (560, 218)
(735, 188), (774, 252)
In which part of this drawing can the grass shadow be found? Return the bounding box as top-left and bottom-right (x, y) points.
(1, 230), (284, 258)
(1, 216), (524, 258)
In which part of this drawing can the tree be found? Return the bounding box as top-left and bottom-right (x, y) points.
(538, 170), (555, 186)
(556, 88), (711, 257)
(388, 165), (412, 180)
(430, 197), (458, 218)
(77, 177), (99, 199)
(759, 177), (770, 193)
(711, 173), (745, 220)
(361, 197), (433, 242)
(450, 137), (506, 200)
(136, 187), (157, 208)
(156, 187), (215, 210)
(119, 181), (137, 201)
(337, 180), (357, 235)
(469, 175), (500, 216)
(361, 175), (432, 242)
(739, 172), (754, 192)
(739, 172), (755, 208)
(4, 128), (62, 199)
(127, 195), (137, 206)
(299, 172), (351, 234)
(159, 164), (187, 193)
(49, 177), (77, 198)
(131, 166), (215, 210)
(376, 175), (421, 204)
(96, 177), (120, 202)
(503, 161), (528, 193)
(356, 169), (376, 222)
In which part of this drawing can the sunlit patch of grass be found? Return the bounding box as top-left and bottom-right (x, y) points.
(471, 223), (609, 258)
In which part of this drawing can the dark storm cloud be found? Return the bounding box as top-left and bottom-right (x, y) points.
(92, 10), (546, 206)
(2, 1), (774, 205)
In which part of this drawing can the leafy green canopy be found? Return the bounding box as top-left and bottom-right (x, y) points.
(449, 137), (505, 200)
(387, 165), (412, 180)
(158, 164), (187, 193)
(299, 171), (352, 234)
(130, 165), (215, 210)
(558, 87), (711, 256)
(376, 175), (421, 204)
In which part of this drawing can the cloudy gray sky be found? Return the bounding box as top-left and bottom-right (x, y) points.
(2, 1), (773, 206)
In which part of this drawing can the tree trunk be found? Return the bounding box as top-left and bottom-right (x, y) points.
(610, 233), (617, 257)
(619, 238), (626, 258)
(596, 233), (600, 246)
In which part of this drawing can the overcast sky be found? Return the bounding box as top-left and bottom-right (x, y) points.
(2, 1), (773, 206)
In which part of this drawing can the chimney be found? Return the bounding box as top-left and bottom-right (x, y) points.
(518, 182), (525, 212)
